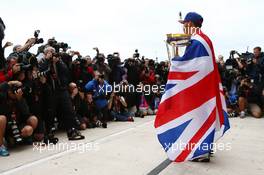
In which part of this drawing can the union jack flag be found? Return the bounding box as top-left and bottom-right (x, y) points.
(155, 32), (230, 162)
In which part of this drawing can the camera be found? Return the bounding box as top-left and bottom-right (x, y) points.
(230, 50), (254, 65)
(241, 52), (254, 65)
(57, 42), (68, 50)
(230, 50), (238, 57)
(48, 38), (69, 52)
(11, 85), (32, 94)
(18, 63), (32, 71)
(33, 69), (50, 79)
(133, 49), (140, 58)
(37, 69), (50, 77)
(12, 51), (34, 65)
(98, 74), (105, 79)
(34, 30), (44, 44)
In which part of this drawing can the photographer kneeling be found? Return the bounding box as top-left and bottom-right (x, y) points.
(85, 71), (111, 128)
(238, 77), (262, 118)
(108, 92), (134, 122)
(0, 81), (18, 156)
(0, 80), (38, 147)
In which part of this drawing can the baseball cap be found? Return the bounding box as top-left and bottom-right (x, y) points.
(179, 12), (203, 25)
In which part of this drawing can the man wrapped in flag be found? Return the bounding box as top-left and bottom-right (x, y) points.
(155, 12), (230, 162)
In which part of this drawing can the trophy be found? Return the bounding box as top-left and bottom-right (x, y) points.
(165, 12), (191, 61)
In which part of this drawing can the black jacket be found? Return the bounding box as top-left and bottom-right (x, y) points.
(39, 58), (72, 91)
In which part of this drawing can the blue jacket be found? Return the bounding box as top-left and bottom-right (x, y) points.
(85, 79), (112, 109)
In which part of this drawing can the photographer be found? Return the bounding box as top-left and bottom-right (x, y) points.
(0, 80), (38, 146)
(0, 63), (21, 83)
(124, 58), (142, 116)
(244, 57), (261, 85)
(83, 93), (102, 128)
(252, 47), (264, 111)
(107, 53), (126, 85)
(155, 61), (169, 85)
(22, 68), (47, 142)
(0, 81), (22, 156)
(72, 55), (94, 91)
(237, 77), (262, 118)
(254, 46), (264, 69)
(93, 53), (111, 82)
(39, 46), (85, 141)
(124, 58), (141, 86)
(1, 33), (42, 84)
(139, 61), (156, 85)
(12, 38), (36, 54)
(108, 92), (134, 122)
(7, 35), (39, 67)
(85, 71), (111, 128)
(139, 59), (156, 115)
(224, 51), (244, 92)
(68, 82), (87, 130)
(254, 47), (264, 83)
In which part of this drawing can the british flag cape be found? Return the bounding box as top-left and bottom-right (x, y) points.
(154, 31), (230, 162)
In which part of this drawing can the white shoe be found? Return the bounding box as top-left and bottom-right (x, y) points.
(240, 111), (246, 118)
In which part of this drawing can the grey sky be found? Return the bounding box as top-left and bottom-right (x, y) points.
(1, 0), (263, 61)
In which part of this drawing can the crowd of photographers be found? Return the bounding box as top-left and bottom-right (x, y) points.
(0, 18), (169, 156)
(217, 47), (264, 119)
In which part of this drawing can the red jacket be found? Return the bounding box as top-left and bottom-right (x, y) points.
(140, 69), (156, 85)
(0, 69), (13, 83)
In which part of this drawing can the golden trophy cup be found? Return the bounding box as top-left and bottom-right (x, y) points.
(165, 12), (191, 61)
